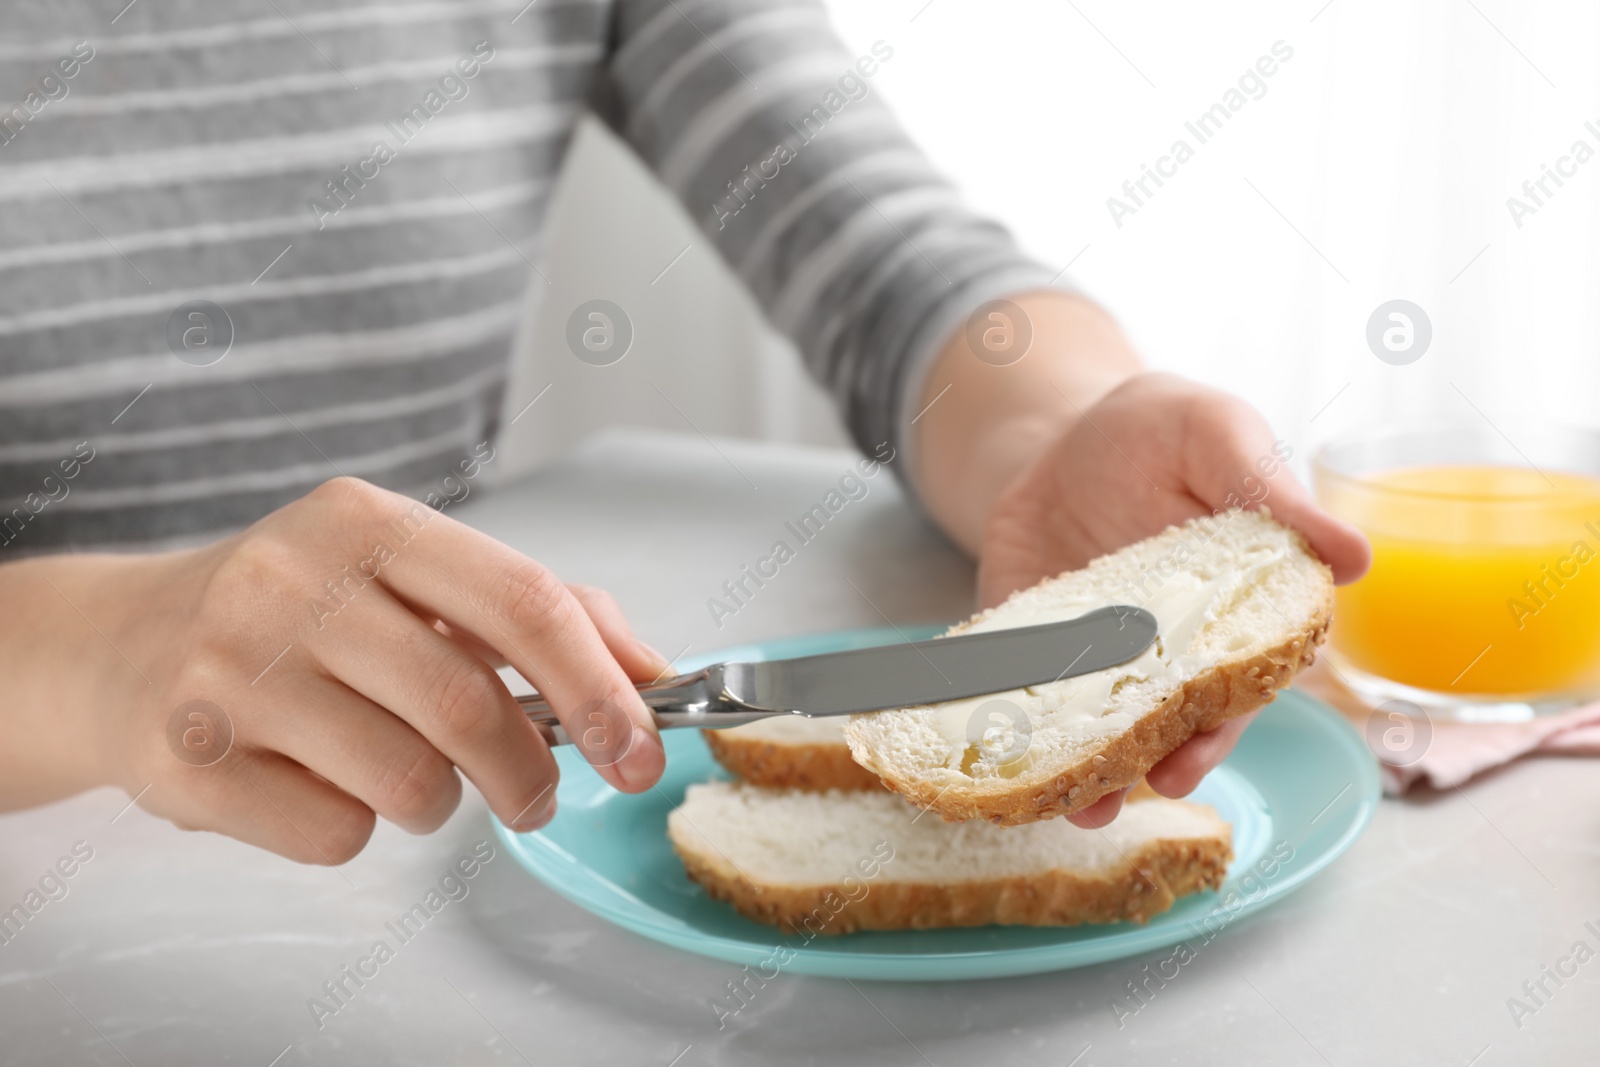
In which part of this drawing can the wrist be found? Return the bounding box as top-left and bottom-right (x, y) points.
(0, 552), (173, 806)
(909, 291), (1143, 553)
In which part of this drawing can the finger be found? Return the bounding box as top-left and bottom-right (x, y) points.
(308, 593), (564, 827)
(1178, 392), (1371, 584)
(1176, 387), (1284, 505)
(433, 619), (510, 668)
(1249, 478), (1372, 585)
(246, 673), (463, 835)
(353, 489), (664, 792)
(567, 584), (672, 682)
(147, 748), (376, 866)
(1065, 787), (1128, 829)
(1144, 710), (1261, 797)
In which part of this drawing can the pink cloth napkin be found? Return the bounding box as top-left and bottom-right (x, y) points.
(1297, 662), (1600, 796)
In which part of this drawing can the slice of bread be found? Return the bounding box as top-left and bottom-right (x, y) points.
(703, 718), (886, 792)
(668, 781), (1232, 931)
(844, 509), (1332, 826)
(703, 718), (1166, 801)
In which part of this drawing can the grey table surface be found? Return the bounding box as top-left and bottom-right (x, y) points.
(1, 428), (1594, 1066)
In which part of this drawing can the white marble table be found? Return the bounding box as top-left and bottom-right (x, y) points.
(1, 429), (1593, 1066)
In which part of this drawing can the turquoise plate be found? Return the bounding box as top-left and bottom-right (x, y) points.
(497, 626), (1380, 981)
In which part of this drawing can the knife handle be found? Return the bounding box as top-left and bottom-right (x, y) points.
(516, 668), (776, 747)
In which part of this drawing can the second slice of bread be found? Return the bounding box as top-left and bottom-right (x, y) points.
(844, 509), (1332, 825)
(668, 781), (1232, 931)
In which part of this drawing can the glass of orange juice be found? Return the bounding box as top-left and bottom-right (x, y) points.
(1313, 425), (1600, 721)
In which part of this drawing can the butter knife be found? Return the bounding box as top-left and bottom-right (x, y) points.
(517, 605), (1156, 746)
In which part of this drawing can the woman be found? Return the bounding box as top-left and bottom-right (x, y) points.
(0, 0), (1367, 861)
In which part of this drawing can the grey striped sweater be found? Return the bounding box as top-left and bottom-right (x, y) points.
(0, 0), (1055, 551)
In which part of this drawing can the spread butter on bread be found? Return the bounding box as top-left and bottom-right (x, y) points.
(844, 509), (1333, 825)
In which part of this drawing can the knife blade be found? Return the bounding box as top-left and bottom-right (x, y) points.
(518, 605), (1157, 745)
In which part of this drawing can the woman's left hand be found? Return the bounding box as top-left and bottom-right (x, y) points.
(975, 371), (1370, 826)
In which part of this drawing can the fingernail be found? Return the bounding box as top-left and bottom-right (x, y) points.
(639, 642), (672, 673)
(511, 793), (558, 833)
(615, 726), (664, 792)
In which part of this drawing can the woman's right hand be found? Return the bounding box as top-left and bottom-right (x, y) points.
(0, 477), (669, 864)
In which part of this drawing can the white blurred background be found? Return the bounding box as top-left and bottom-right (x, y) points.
(495, 0), (1600, 481)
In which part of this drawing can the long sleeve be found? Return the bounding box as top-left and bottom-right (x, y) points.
(599, 0), (1061, 469)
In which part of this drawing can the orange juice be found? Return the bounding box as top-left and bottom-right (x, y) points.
(1325, 465), (1600, 696)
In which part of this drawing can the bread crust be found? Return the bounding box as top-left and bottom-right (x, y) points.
(702, 729), (887, 792)
(671, 828), (1233, 932)
(848, 566), (1334, 827)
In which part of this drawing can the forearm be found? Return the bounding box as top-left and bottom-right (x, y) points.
(909, 291), (1144, 554)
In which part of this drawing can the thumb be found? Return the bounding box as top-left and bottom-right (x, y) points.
(1256, 474), (1372, 585)
(1179, 393), (1371, 585)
